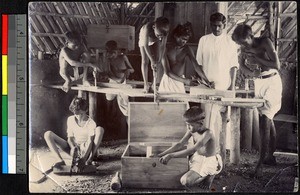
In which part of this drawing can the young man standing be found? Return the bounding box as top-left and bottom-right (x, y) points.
(232, 24), (282, 177)
(195, 12), (239, 154)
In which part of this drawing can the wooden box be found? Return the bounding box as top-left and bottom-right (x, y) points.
(87, 24), (135, 51)
(121, 102), (189, 189)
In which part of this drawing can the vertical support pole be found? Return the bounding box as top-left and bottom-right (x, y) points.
(268, 2), (275, 42)
(240, 108), (253, 150)
(120, 3), (125, 25)
(155, 2), (164, 18)
(88, 92), (97, 121)
(252, 108), (260, 151)
(220, 112), (227, 167)
(275, 2), (282, 53)
(217, 2), (228, 19)
(230, 107), (240, 164)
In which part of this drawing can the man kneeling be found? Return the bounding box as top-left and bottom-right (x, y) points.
(158, 106), (223, 190)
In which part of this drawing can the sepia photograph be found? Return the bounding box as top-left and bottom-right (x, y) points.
(28, 1), (298, 193)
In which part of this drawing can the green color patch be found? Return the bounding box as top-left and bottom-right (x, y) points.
(2, 95), (8, 135)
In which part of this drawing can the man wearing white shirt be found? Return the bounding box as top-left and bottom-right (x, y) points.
(196, 12), (239, 154)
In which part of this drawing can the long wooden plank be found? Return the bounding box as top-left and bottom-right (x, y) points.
(190, 86), (236, 98)
(221, 97), (265, 103)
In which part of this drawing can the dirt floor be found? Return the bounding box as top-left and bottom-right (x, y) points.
(29, 139), (298, 193)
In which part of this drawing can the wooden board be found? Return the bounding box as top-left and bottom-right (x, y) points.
(221, 97), (265, 103)
(29, 163), (53, 184)
(53, 165), (97, 175)
(189, 86), (236, 98)
(128, 102), (188, 143)
(87, 24), (135, 51)
(121, 144), (188, 189)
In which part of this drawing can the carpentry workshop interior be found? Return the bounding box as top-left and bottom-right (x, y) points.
(28, 1), (298, 193)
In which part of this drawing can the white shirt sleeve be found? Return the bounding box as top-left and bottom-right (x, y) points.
(196, 37), (203, 65)
(229, 39), (239, 69)
(66, 116), (74, 138)
(87, 119), (96, 137)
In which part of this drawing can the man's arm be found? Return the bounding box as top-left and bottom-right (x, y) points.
(67, 136), (77, 155)
(187, 46), (210, 84)
(158, 131), (191, 157)
(161, 54), (194, 85)
(77, 136), (94, 171)
(123, 55), (134, 72)
(159, 130), (212, 164)
(228, 66), (238, 90)
(61, 48), (98, 70)
(141, 24), (155, 64)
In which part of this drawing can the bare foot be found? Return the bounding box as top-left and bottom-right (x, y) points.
(61, 81), (71, 93)
(142, 85), (150, 93)
(198, 175), (215, 190)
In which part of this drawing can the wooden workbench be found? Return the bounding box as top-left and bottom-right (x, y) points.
(44, 82), (264, 165)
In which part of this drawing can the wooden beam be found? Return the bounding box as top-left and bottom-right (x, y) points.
(29, 10), (116, 21)
(55, 2), (74, 31)
(228, 15), (268, 20)
(44, 3), (68, 33)
(279, 13), (297, 17)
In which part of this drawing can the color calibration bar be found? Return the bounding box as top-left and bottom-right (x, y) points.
(2, 14), (27, 174)
(2, 14), (9, 174)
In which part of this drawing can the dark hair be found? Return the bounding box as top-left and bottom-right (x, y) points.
(154, 16), (170, 36)
(231, 24), (253, 43)
(69, 96), (88, 113)
(65, 31), (81, 44)
(105, 40), (118, 52)
(210, 12), (226, 24)
(172, 22), (193, 38)
(183, 106), (205, 123)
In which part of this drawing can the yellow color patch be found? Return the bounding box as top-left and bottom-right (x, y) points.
(2, 55), (8, 95)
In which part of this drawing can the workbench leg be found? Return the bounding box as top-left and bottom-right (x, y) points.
(89, 92), (97, 121)
(220, 112), (227, 167)
(252, 108), (260, 151)
(230, 107), (240, 164)
(240, 108), (253, 150)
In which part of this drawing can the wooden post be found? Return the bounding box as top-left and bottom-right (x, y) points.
(240, 108), (253, 150)
(120, 3), (125, 25)
(268, 2), (275, 42)
(252, 108), (260, 151)
(220, 111), (228, 167)
(230, 107), (240, 164)
(155, 2), (164, 18)
(217, 2), (228, 19)
(88, 92), (97, 121)
(275, 2), (282, 52)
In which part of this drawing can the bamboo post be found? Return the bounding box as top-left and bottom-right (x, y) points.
(240, 108), (253, 150)
(268, 1), (275, 42)
(252, 108), (260, 150)
(88, 92), (97, 121)
(229, 107), (240, 164)
(275, 2), (282, 53)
